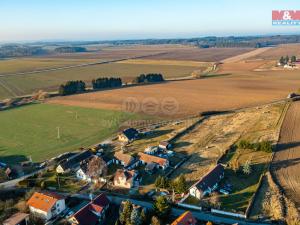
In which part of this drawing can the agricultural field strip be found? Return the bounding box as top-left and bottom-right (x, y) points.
(0, 52), (167, 77)
(272, 101), (300, 207)
(221, 47), (272, 63)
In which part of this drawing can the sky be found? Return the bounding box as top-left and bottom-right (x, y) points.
(0, 0), (300, 42)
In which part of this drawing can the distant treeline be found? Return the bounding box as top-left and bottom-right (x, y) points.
(54, 46), (87, 53)
(0, 45), (46, 58)
(59, 34), (300, 49)
(132, 73), (164, 84)
(92, 77), (122, 89)
(59, 80), (86, 96)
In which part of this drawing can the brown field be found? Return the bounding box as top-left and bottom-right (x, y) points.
(142, 47), (254, 62)
(271, 101), (300, 208)
(221, 48), (272, 63)
(250, 43), (300, 60)
(47, 69), (300, 118)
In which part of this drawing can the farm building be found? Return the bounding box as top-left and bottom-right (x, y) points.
(113, 169), (138, 188)
(170, 211), (197, 225)
(69, 193), (110, 225)
(3, 212), (29, 225)
(113, 151), (139, 169)
(118, 128), (139, 143)
(189, 164), (224, 199)
(138, 152), (169, 170)
(159, 141), (172, 150)
(56, 150), (93, 174)
(27, 192), (66, 221)
(144, 146), (159, 155)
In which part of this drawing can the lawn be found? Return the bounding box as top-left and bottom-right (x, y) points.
(0, 103), (150, 163)
(217, 148), (272, 213)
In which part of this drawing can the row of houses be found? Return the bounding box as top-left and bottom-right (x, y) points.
(9, 191), (111, 224)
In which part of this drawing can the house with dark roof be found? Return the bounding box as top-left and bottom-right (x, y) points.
(189, 164), (224, 199)
(76, 156), (108, 183)
(171, 211), (197, 225)
(27, 192), (66, 221)
(3, 212), (29, 225)
(68, 193), (110, 225)
(118, 128), (139, 143)
(56, 150), (93, 174)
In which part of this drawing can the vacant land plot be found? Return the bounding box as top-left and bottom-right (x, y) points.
(178, 103), (284, 214)
(271, 101), (300, 208)
(171, 103), (284, 185)
(0, 103), (148, 163)
(48, 70), (300, 117)
(143, 47), (254, 62)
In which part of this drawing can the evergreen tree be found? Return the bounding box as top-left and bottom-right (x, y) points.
(291, 55), (297, 63)
(130, 208), (141, 225)
(153, 196), (171, 221)
(119, 201), (133, 225)
(243, 160), (252, 175)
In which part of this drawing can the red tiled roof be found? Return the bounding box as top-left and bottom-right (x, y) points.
(27, 192), (64, 213)
(138, 152), (167, 167)
(171, 211), (197, 225)
(3, 212), (29, 225)
(114, 151), (133, 166)
(71, 193), (109, 225)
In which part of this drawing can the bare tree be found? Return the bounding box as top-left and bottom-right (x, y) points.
(87, 156), (107, 179)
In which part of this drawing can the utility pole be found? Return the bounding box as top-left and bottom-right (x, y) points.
(57, 127), (60, 139)
(75, 111), (78, 120)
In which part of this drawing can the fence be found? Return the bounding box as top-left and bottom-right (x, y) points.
(211, 208), (247, 219)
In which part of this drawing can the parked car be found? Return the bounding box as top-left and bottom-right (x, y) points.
(219, 188), (229, 195)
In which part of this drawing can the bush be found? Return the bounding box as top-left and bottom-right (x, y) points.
(236, 140), (272, 153)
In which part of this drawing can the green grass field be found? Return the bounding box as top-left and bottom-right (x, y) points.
(0, 62), (199, 99)
(0, 103), (149, 163)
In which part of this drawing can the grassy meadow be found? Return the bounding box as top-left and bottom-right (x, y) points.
(0, 103), (150, 163)
(0, 61), (200, 99)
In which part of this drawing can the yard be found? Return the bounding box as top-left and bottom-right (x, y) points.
(0, 103), (150, 163)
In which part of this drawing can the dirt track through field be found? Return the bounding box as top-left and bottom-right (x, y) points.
(272, 101), (300, 208)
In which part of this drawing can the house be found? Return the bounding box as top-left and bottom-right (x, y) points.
(56, 150), (93, 174)
(189, 164), (224, 199)
(118, 128), (139, 143)
(113, 169), (137, 188)
(171, 211), (197, 225)
(76, 156), (108, 183)
(114, 151), (134, 167)
(3, 212), (29, 225)
(145, 162), (156, 174)
(27, 192), (66, 221)
(159, 141), (172, 150)
(69, 193), (110, 225)
(144, 146), (159, 155)
(138, 152), (169, 170)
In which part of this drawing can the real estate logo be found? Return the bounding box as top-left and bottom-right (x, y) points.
(272, 10), (300, 25)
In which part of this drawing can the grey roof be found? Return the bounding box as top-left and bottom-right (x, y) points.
(194, 164), (224, 192)
(122, 128), (138, 140)
(59, 150), (93, 171)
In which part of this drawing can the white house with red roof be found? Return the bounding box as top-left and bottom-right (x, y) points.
(27, 192), (66, 221)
